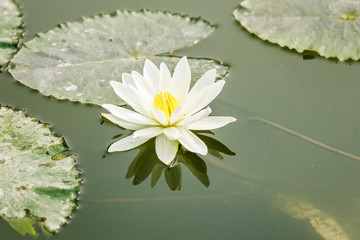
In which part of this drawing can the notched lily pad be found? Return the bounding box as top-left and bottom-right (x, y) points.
(9, 9), (228, 105)
(0, 0), (23, 69)
(0, 106), (81, 238)
(234, 0), (360, 61)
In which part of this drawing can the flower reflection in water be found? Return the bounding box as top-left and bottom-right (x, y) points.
(121, 131), (235, 191)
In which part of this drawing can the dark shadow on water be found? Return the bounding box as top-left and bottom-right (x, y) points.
(121, 132), (235, 191)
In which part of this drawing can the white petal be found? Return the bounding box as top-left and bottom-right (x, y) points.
(132, 71), (155, 101)
(132, 71), (155, 93)
(155, 134), (178, 165)
(172, 56), (191, 104)
(159, 62), (172, 92)
(108, 135), (149, 152)
(163, 127), (181, 140)
(143, 59), (160, 92)
(170, 105), (183, 125)
(101, 113), (145, 130)
(151, 106), (168, 126)
(183, 80), (225, 116)
(133, 126), (163, 139)
(187, 116), (237, 130)
(102, 104), (158, 125)
(110, 80), (151, 116)
(122, 73), (135, 86)
(178, 127), (207, 155)
(188, 69), (216, 99)
(177, 106), (211, 126)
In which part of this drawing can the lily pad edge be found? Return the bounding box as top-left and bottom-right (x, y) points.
(1, 0), (24, 71)
(9, 8), (218, 59)
(233, 4), (360, 61)
(8, 8), (230, 106)
(9, 55), (230, 106)
(0, 104), (82, 235)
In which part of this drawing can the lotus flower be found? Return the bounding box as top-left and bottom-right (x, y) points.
(102, 57), (236, 165)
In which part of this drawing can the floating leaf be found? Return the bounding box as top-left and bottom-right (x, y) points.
(9, 9), (228, 105)
(233, 0), (360, 61)
(0, 106), (81, 237)
(0, 0), (22, 69)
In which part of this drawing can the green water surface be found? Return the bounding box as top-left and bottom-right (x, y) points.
(1, 0), (360, 239)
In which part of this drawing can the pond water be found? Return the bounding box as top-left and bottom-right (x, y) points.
(1, 0), (360, 239)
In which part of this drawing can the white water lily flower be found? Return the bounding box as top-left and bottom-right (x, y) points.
(102, 56), (236, 165)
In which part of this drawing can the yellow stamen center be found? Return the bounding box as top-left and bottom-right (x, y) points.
(153, 92), (179, 118)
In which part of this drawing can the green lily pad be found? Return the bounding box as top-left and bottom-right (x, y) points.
(0, 106), (81, 237)
(9, 9), (228, 105)
(234, 0), (360, 61)
(0, 0), (22, 69)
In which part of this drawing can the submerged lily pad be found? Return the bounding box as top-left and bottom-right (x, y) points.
(234, 0), (360, 61)
(0, 106), (81, 237)
(0, 0), (22, 69)
(9, 9), (228, 105)
(275, 195), (349, 240)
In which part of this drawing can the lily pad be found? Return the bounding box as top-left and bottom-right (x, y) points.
(234, 0), (360, 61)
(275, 195), (349, 240)
(0, 106), (81, 237)
(0, 0), (22, 69)
(9, 9), (228, 105)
